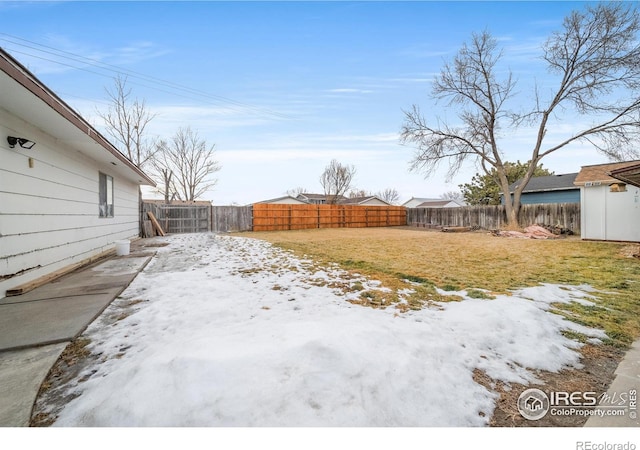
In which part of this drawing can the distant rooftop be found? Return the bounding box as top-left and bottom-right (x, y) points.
(509, 173), (579, 193)
(415, 199), (465, 208)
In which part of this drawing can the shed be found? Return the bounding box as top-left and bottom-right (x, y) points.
(574, 161), (640, 242)
(504, 173), (579, 205)
(0, 49), (155, 297)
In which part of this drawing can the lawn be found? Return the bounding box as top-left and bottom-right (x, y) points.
(246, 227), (640, 348)
(33, 233), (616, 427)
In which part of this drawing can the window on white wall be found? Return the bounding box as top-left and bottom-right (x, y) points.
(99, 172), (114, 217)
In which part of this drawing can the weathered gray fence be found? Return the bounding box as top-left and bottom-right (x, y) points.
(142, 202), (212, 234)
(407, 203), (581, 233)
(212, 206), (253, 232)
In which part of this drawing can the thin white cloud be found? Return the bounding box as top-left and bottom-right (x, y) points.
(216, 131), (403, 168)
(401, 43), (452, 59)
(112, 41), (171, 65)
(325, 88), (374, 94)
(1, 33), (170, 76)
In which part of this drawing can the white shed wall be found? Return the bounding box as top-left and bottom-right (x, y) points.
(0, 110), (140, 296)
(580, 184), (640, 242)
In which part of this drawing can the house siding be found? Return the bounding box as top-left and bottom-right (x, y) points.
(355, 198), (389, 206)
(403, 198), (438, 208)
(580, 184), (640, 242)
(504, 190), (580, 205)
(0, 110), (140, 296)
(257, 197), (306, 205)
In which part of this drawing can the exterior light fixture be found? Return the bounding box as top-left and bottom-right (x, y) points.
(7, 136), (36, 149)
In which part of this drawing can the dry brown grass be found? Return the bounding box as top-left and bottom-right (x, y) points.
(241, 226), (640, 347)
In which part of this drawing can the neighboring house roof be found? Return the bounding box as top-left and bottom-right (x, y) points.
(0, 48), (155, 186)
(297, 193), (325, 200)
(339, 196), (391, 206)
(508, 173), (579, 193)
(415, 199), (464, 208)
(402, 197), (441, 207)
(574, 161), (640, 186)
(254, 196), (307, 204)
(297, 193), (348, 202)
(609, 163), (640, 188)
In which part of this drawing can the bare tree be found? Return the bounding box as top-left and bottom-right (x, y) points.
(285, 187), (308, 197)
(440, 191), (464, 202)
(401, 3), (640, 226)
(98, 75), (157, 168)
(150, 139), (177, 202)
(162, 127), (221, 201)
(376, 188), (400, 205)
(319, 159), (356, 204)
(348, 189), (371, 198)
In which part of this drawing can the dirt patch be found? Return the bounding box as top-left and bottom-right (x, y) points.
(620, 245), (640, 259)
(30, 337), (99, 427)
(476, 344), (625, 427)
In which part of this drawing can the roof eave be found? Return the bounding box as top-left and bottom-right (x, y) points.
(608, 164), (640, 188)
(0, 48), (155, 186)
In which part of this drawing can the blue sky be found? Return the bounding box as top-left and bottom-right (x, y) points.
(0, 1), (613, 204)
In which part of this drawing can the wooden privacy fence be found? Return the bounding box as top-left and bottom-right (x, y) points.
(212, 206), (253, 232)
(141, 202), (579, 235)
(407, 203), (581, 233)
(252, 204), (407, 231)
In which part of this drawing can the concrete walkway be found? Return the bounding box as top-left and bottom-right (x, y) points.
(0, 241), (155, 426)
(585, 339), (640, 427)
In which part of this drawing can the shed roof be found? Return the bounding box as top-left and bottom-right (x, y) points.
(574, 161), (640, 186)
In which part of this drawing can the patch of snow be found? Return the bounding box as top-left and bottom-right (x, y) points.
(514, 283), (598, 307)
(49, 233), (606, 427)
(436, 288), (468, 297)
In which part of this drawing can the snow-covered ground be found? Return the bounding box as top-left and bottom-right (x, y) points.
(48, 233), (606, 426)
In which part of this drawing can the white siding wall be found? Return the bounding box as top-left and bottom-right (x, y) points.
(0, 110), (140, 296)
(360, 198), (390, 206)
(581, 184), (640, 242)
(269, 198), (306, 204)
